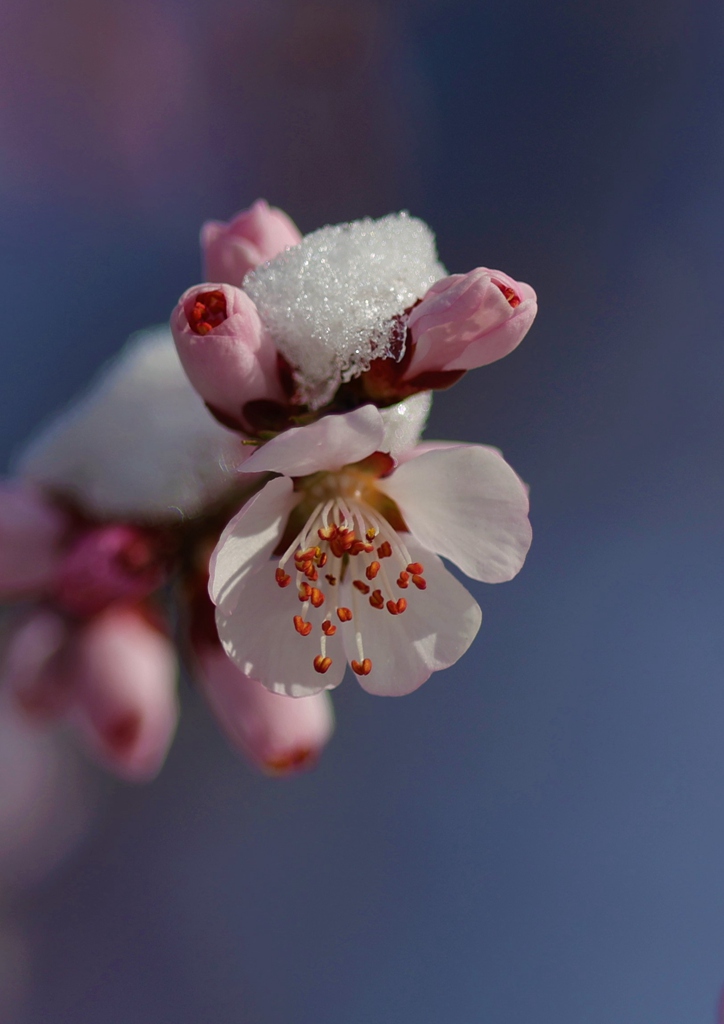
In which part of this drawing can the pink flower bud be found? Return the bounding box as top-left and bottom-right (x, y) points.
(196, 646), (334, 774)
(405, 269), (537, 379)
(67, 608), (178, 782)
(201, 200), (302, 286)
(0, 483), (68, 597)
(54, 524), (167, 618)
(171, 283), (284, 423)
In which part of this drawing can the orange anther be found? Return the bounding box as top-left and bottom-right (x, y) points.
(325, 574), (337, 586)
(318, 525), (337, 541)
(316, 552), (328, 568)
(322, 620), (337, 636)
(298, 582), (311, 602)
(337, 607), (353, 622)
(313, 655), (333, 674)
(406, 562), (424, 575)
(293, 615), (313, 637)
(365, 561), (381, 580)
(412, 575), (427, 590)
(304, 565), (319, 581)
(397, 572), (409, 589)
(396, 597), (407, 613)
(351, 658), (372, 676)
(188, 290), (228, 335)
(275, 568), (292, 588)
(350, 540), (368, 556)
(387, 597), (407, 615)
(310, 587), (325, 608)
(369, 589), (384, 609)
(366, 527), (378, 541)
(377, 541), (392, 559)
(353, 580), (370, 595)
(494, 280), (521, 308)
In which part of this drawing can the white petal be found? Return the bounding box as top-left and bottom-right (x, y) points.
(240, 406), (384, 477)
(209, 477), (296, 610)
(377, 444), (531, 583)
(216, 559), (346, 698)
(17, 327), (244, 521)
(340, 539), (481, 696)
(379, 392), (432, 460)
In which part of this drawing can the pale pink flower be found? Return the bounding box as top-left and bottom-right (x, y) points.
(201, 200), (303, 287)
(196, 645), (334, 774)
(171, 283), (284, 426)
(209, 405), (531, 697)
(0, 483), (68, 597)
(405, 269), (537, 380)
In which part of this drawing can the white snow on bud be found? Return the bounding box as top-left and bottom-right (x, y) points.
(244, 212), (446, 409)
(17, 328), (242, 521)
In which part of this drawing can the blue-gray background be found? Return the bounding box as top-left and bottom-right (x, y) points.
(1, 0), (723, 1020)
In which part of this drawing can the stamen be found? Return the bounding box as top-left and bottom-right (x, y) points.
(188, 289), (227, 335)
(310, 588), (325, 608)
(406, 562), (425, 575)
(337, 607), (353, 622)
(322, 620), (337, 636)
(386, 598), (407, 615)
(494, 281), (521, 308)
(298, 582), (311, 602)
(369, 589), (384, 610)
(366, 527), (378, 541)
(293, 615), (312, 636)
(351, 659), (372, 676)
(412, 575), (427, 590)
(304, 565), (319, 581)
(397, 572), (410, 589)
(353, 580), (370, 595)
(377, 541), (392, 559)
(313, 655), (332, 674)
(317, 552), (328, 568)
(365, 561), (381, 580)
(276, 568), (292, 588)
(325, 574), (337, 586)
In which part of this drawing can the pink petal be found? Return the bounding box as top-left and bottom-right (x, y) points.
(68, 608), (178, 782)
(171, 283), (284, 421)
(406, 269), (537, 378)
(0, 483), (68, 597)
(240, 405), (385, 477)
(209, 477), (297, 611)
(377, 444), (532, 583)
(339, 539), (481, 696)
(202, 200), (302, 286)
(3, 609), (71, 720)
(196, 646), (334, 773)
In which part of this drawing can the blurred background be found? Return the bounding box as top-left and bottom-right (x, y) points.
(1, 0), (723, 1020)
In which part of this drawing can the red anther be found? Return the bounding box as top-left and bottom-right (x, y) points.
(386, 600), (399, 615)
(369, 589), (384, 609)
(188, 290), (228, 335)
(353, 580), (370, 595)
(318, 525), (337, 541)
(397, 571), (410, 589)
(406, 562), (424, 575)
(325, 574), (337, 586)
(377, 541), (392, 559)
(304, 566), (319, 582)
(293, 615), (312, 637)
(316, 552), (328, 568)
(494, 280), (521, 308)
(366, 527), (377, 541)
(275, 568), (292, 588)
(412, 575), (427, 590)
(313, 655), (333, 674)
(365, 561), (381, 580)
(310, 587), (324, 608)
(350, 540), (369, 556)
(337, 607), (353, 622)
(298, 582), (311, 602)
(351, 658), (372, 676)
(396, 598), (407, 613)
(322, 620), (337, 636)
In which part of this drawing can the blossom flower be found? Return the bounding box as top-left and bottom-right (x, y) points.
(201, 199), (302, 288)
(209, 405), (531, 697)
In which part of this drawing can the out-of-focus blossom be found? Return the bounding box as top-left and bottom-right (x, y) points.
(201, 200), (303, 287)
(0, 483), (69, 597)
(404, 269), (537, 379)
(210, 405), (531, 697)
(171, 284), (285, 428)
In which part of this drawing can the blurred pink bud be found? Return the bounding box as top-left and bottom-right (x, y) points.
(201, 200), (302, 286)
(0, 483), (68, 597)
(405, 269), (537, 379)
(197, 647), (334, 774)
(68, 608), (178, 782)
(54, 524), (167, 618)
(171, 283), (284, 423)
(3, 609), (71, 720)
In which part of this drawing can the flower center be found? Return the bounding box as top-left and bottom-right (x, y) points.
(274, 467), (426, 679)
(493, 280), (521, 308)
(188, 289), (228, 335)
